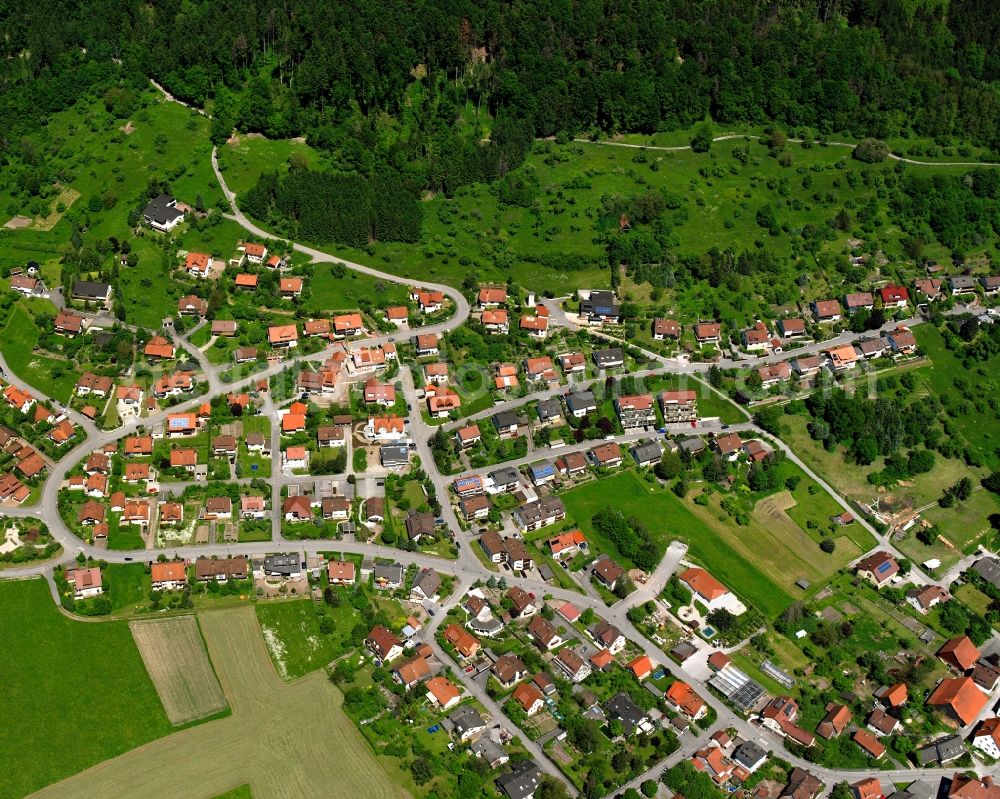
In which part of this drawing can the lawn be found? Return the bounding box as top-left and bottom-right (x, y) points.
(255, 600), (337, 680)
(0, 578), (173, 798)
(0, 91), (227, 329)
(953, 583), (994, 619)
(107, 515), (147, 550)
(31, 606), (403, 799)
(106, 563), (151, 612)
(781, 410), (995, 569)
(561, 470), (860, 617)
(0, 303), (78, 402)
(216, 135), (329, 198)
(304, 262), (410, 313)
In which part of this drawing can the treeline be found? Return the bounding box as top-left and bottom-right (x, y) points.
(7, 1), (1000, 178)
(241, 169), (422, 246)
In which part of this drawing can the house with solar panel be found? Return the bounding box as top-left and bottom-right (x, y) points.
(855, 551), (900, 588)
(529, 461), (556, 486)
(579, 290), (622, 325)
(163, 412), (199, 438)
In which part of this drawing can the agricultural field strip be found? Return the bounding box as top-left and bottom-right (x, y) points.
(129, 616), (228, 724)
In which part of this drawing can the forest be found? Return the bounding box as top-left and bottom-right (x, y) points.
(5, 0), (1000, 203)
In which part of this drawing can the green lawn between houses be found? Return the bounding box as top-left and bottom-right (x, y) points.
(255, 596), (361, 680)
(560, 470), (866, 618)
(0, 578), (174, 799)
(0, 302), (78, 403)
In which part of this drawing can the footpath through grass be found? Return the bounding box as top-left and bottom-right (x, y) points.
(0, 578), (172, 798)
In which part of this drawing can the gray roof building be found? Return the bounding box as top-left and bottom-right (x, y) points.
(604, 692), (649, 737)
(536, 398), (562, 422)
(565, 391), (597, 415)
(630, 441), (663, 466)
(592, 347), (624, 369)
(495, 760), (541, 799)
(411, 567), (441, 598)
(973, 557), (1000, 589)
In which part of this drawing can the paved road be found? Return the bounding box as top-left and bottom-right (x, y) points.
(2, 140), (996, 798)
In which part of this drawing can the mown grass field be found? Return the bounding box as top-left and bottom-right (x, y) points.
(561, 470), (861, 617)
(304, 262), (410, 313)
(33, 606), (404, 799)
(255, 600), (337, 680)
(212, 787), (253, 799)
(0, 578), (173, 799)
(130, 616), (228, 724)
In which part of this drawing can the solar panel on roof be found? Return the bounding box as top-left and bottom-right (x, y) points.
(877, 562), (891, 573)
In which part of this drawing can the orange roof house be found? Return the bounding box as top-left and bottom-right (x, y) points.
(938, 636), (980, 672)
(512, 682), (544, 715)
(628, 655), (653, 680)
(678, 567), (729, 603)
(280, 276), (303, 295)
(150, 562), (187, 585)
(817, 703), (852, 739)
(425, 676), (461, 709)
(443, 624), (480, 659)
(665, 681), (706, 719)
(234, 273), (258, 288)
(852, 729), (886, 759)
(144, 336), (175, 359)
(268, 324), (298, 346)
(927, 677), (989, 725)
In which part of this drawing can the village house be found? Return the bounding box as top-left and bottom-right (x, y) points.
(742, 321), (771, 351)
(652, 318), (681, 340)
(927, 676), (988, 725)
(54, 311), (85, 336)
(777, 318), (807, 338)
(844, 292), (875, 314)
(811, 299), (842, 323)
(665, 681), (707, 720)
(579, 289), (621, 324)
(855, 551), (899, 587)
(527, 615), (563, 651)
(589, 441), (623, 469)
(712, 433), (743, 461)
(143, 193), (185, 232)
(512, 495), (565, 532)
(660, 389), (698, 422)
(414, 333), (439, 356)
(512, 682), (545, 716)
(151, 561), (187, 591)
(65, 566), (103, 599)
(268, 323), (299, 349)
(758, 361), (792, 388)
(694, 322), (722, 344)
(592, 555), (624, 591)
(366, 626), (404, 663)
(555, 648), (592, 683)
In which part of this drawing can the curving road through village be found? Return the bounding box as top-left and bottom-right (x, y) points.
(0, 150), (994, 798)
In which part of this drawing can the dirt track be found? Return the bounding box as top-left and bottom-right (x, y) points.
(31, 607), (407, 799)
